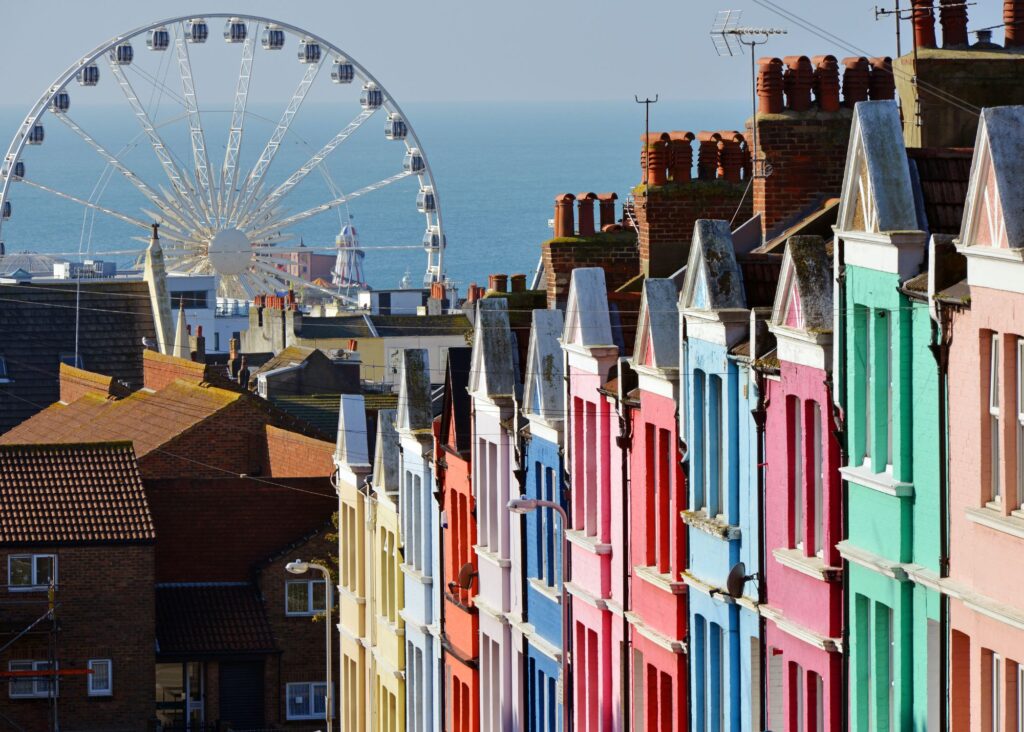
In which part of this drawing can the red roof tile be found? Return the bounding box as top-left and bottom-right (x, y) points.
(0, 442), (154, 545)
(156, 583), (277, 656)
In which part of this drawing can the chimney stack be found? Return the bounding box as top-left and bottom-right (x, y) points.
(553, 194), (575, 238)
(577, 192), (597, 236)
(940, 0), (968, 46)
(912, 0), (937, 49)
(193, 325), (206, 362)
(1007, 1), (1024, 46)
(596, 193), (618, 228)
(488, 274), (508, 293)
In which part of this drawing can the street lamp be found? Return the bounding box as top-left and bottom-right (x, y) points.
(286, 559), (334, 732)
(507, 495), (571, 732)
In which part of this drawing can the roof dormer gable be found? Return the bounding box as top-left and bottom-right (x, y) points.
(523, 309), (565, 421)
(633, 278), (680, 370)
(469, 299), (519, 399)
(372, 408), (399, 494)
(336, 393), (370, 469)
(680, 220), (746, 312)
(959, 106), (1024, 251)
(562, 268), (614, 350)
(397, 348), (431, 433)
(770, 235), (833, 335)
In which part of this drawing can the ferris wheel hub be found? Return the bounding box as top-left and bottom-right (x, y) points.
(207, 228), (253, 276)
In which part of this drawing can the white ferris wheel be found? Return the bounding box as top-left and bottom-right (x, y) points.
(0, 14), (446, 301)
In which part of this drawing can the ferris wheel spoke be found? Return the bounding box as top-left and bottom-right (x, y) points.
(253, 259), (333, 294)
(246, 170), (413, 240)
(228, 57), (325, 227)
(19, 177), (177, 234)
(175, 24), (216, 217)
(220, 23), (257, 226)
(239, 108), (377, 228)
(248, 268), (284, 295)
(107, 59), (209, 228)
(52, 113), (199, 234)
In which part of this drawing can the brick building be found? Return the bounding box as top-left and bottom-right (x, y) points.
(0, 442), (155, 732)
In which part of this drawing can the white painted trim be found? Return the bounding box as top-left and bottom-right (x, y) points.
(564, 580), (609, 610)
(400, 563), (435, 585)
(840, 464), (914, 498)
(962, 246), (1024, 293)
(771, 329), (832, 372)
(772, 548), (842, 583)
(760, 604), (842, 654)
(565, 529), (612, 555)
(965, 505), (1024, 540)
(527, 576), (561, 604)
(625, 611), (687, 654)
(841, 230), (928, 279)
(680, 570), (736, 605)
(836, 541), (909, 582)
(680, 509), (742, 541)
(636, 370), (678, 400)
(525, 417), (562, 446)
(473, 545), (512, 569)
(634, 564), (687, 595)
(472, 594), (510, 625)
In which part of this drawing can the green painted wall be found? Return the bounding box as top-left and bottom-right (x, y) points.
(843, 264), (941, 732)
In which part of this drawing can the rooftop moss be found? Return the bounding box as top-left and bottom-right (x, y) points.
(545, 230), (637, 248)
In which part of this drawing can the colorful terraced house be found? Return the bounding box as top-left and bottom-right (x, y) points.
(679, 220), (780, 732)
(762, 235), (844, 730)
(561, 268), (629, 731)
(370, 409), (406, 732)
(437, 347), (478, 732)
(335, 394), (374, 732)
(947, 105), (1024, 730)
(520, 309), (567, 731)
(469, 299), (520, 731)
(396, 349), (441, 732)
(833, 99), (969, 731)
(627, 278), (688, 731)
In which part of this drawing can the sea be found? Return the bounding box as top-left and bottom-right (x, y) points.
(0, 100), (749, 293)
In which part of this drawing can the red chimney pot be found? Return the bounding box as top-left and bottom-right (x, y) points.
(553, 193), (575, 238)
(1006, 1), (1024, 46)
(576, 192), (598, 237)
(783, 56), (814, 112)
(912, 1), (938, 49)
(757, 57), (785, 114)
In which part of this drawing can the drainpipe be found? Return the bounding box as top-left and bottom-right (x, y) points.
(833, 235), (851, 727)
(512, 389), (530, 722)
(751, 367), (769, 732)
(614, 359), (634, 732)
(928, 301), (952, 732)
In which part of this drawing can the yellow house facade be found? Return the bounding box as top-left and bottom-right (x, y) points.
(335, 395), (372, 732)
(370, 410), (406, 732)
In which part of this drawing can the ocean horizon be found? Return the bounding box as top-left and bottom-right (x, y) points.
(0, 99), (749, 292)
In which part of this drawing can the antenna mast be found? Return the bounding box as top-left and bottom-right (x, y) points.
(635, 94), (659, 192)
(711, 10), (787, 179)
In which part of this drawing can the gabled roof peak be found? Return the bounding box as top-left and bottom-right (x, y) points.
(397, 349), (432, 432)
(959, 105), (1024, 250)
(372, 409), (399, 494)
(634, 278), (680, 370)
(771, 235), (833, 333)
(469, 299), (519, 398)
(523, 309), (565, 421)
(563, 268), (613, 348)
(680, 220), (745, 311)
(335, 393), (369, 469)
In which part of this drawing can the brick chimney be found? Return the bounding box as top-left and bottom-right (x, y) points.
(913, 0), (938, 49)
(749, 51), (894, 240)
(553, 193), (575, 238)
(597, 193), (618, 228)
(577, 192), (598, 236)
(488, 273), (508, 293)
(939, 0), (968, 46)
(1007, 1), (1024, 47)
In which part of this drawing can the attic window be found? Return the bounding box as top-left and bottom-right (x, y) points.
(59, 353), (84, 369)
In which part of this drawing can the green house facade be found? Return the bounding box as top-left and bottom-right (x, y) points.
(833, 101), (961, 731)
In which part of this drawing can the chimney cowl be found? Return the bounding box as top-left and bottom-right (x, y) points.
(812, 55), (841, 113)
(783, 55), (814, 112)
(757, 57), (785, 114)
(939, 0), (969, 47)
(867, 57), (895, 100)
(842, 56), (870, 107)
(912, 0), (938, 49)
(1006, 0), (1024, 47)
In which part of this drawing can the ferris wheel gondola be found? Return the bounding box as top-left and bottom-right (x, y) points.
(0, 13), (447, 300)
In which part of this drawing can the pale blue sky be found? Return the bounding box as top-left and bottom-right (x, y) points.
(0, 0), (1007, 106)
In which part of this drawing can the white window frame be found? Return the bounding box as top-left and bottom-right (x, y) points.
(1016, 339), (1024, 510)
(8, 660), (56, 699)
(812, 402), (824, 557)
(991, 652), (1003, 732)
(791, 397), (804, 550)
(285, 579), (326, 616)
(286, 681), (328, 721)
(87, 659), (112, 697)
(7, 554), (56, 592)
(794, 662), (805, 732)
(991, 334), (1003, 504)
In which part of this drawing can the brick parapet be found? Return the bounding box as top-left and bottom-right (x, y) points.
(541, 233), (639, 310)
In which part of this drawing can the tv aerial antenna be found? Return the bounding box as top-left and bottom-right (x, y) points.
(711, 10), (787, 178)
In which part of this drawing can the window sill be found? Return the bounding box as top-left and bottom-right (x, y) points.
(527, 576), (561, 603)
(400, 564), (433, 585)
(772, 548), (842, 583)
(634, 565), (686, 595)
(565, 529), (612, 555)
(6, 587), (49, 593)
(473, 545), (511, 568)
(839, 464), (913, 497)
(680, 509), (740, 541)
(965, 505), (1024, 541)
(338, 587), (366, 604)
(285, 611), (326, 618)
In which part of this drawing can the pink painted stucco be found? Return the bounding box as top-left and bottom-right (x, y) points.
(947, 284), (1024, 730)
(763, 357), (843, 731)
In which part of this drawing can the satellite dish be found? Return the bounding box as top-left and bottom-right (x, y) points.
(726, 561), (755, 599)
(457, 563), (477, 590)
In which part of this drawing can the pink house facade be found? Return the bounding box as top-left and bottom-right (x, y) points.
(763, 236), (844, 731)
(626, 278), (687, 731)
(947, 106), (1024, 731)
(562, 268), (627, 731)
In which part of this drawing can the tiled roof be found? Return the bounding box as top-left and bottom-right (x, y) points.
(907, 147), (973, 235)
(295, 313), (472, 341)
(738, 254), (783, 308)
(156, 583), (277, 656)
(0, 442), (154, 545)
(0, 281), (156, 434)
(252, 345), (318, 378)
(269, 394), (340, 438)
(0, 380), (241, 457)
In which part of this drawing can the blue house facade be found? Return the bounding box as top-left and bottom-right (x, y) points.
(397, 348), (442, 732)
(520, 309), (566, 732)
(679, 220), (780, 732)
